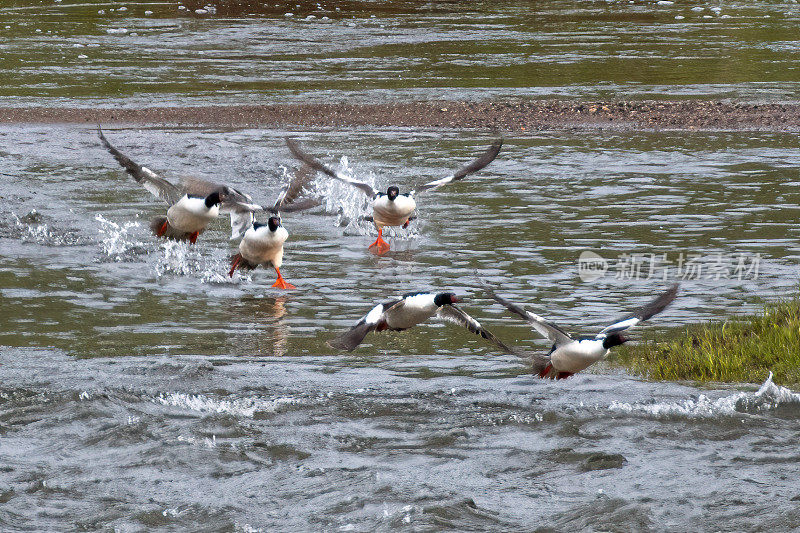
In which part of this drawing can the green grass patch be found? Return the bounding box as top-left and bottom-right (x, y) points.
(615, 295), (800, 386)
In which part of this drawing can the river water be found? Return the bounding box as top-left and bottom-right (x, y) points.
(2, 2), (800, 532)
(2, 0), (800, 106)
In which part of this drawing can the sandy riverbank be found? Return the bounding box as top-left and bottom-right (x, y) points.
(2, 100), (799, 131)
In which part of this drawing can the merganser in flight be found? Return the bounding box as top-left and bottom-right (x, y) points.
(328, 291), (515, 352)
(483, 282), (679, 379)
(98, 127), (261, 244)
(286, 138), (503, 254)
(228, 166), (320, 290)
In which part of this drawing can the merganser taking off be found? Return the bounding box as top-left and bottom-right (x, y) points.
(482, 282), (679, 379)
(328, 291), (514, 352)
(228, 166), (320, 290)
(98, 127), (261, 244)
(285, 138), (503, 254)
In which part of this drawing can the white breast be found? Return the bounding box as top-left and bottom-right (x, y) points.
(167, 196), (219, 233)
(550, 339), (609, 374)
(239, 225), (288, 267)
(384, 294), (437, 330)
(372, 194), (416, 227)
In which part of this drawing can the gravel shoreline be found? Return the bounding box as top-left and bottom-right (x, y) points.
(2, 100), (800, 131)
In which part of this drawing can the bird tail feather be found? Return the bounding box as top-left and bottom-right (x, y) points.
(149, 216), (196, 241)
(228, 253), (258, 277)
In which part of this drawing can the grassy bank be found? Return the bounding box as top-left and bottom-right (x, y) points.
(616, 295), (800, 386)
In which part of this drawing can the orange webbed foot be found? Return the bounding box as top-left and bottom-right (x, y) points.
(272, 277), (296, 290)
(189, 231), (199, 244)
(367, 236), (390, 255)
(271, 267), (295, 290)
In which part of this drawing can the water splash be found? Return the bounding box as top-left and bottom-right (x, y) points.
(199, 250), (238, 284)
(153, 240), (203, 277)
(154, 392), (300, 418)
(235, 523), (265, 533)
(95, 214), (145, 261)
(152, 240), (237, 282)
(11, 210), (82, 246)
(304, 156), (420, 241)
(309, 155), (377, 235)
(200, 262), (235, 284)
(96, 215), (235, 279)
(750, 371), (800, 408)
(607, 373), (800, 418)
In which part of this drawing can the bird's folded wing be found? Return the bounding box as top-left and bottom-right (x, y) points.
(182, 177), (262, 212)
(378, 299), (404, 316)
(285, 138), (377, 198)
(412, 138), (503, 195)
(182, 177), (263, 239)
(98, 127), (182, 206)
(436, 305), (516, 354)
(598, 283), (679, 336)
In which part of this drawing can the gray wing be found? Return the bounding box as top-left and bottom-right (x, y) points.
(270, 164), (322, 214)
(227, 166), (322, 240)
(482, 282), (573, 347)
(182, 176), (263, 240)
(180, 176), (221, 198)
(98, 126), (182, 206)
(412, 138), (503, 195)
(181, 176), (262, 212)
(597, 283), (679, 337)
(436, 304), (517, 353)
(437, 302), (551, 373)
(285, 138), (378, 198)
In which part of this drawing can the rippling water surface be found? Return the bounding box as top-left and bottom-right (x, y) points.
(2, 0), (800, 106)
(2, 125), (800, 530)
(3, 0), (800, 530)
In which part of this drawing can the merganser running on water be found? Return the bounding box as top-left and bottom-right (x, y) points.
(482, 282), (679, 379)
(228, 165), (320, 290)
(328, 291), (515, 352)
(98, 127), (261, 244)
(285, 138), (503, 254)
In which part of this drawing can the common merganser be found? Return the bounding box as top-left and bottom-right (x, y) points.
(98, 127), (261, 244)
(329, 291), (514, 352)
(286, 138), (502, 254)
(228, 165), (320, 290)
(483, 282), (679, 379)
